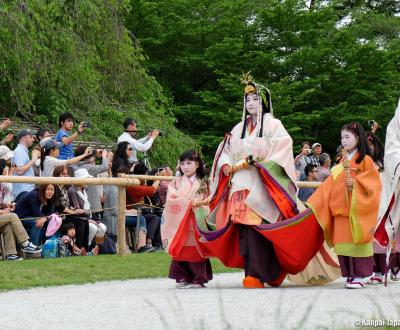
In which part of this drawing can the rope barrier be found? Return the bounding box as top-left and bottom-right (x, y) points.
(17, 202), (164, 222)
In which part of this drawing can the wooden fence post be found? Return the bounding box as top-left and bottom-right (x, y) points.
(117, 186), (127, 256)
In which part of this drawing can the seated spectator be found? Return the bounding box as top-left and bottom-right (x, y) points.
(53, 165), (87, 216)
(58, 222), (88, 257)
(125, 164), (167, 251)
(40, 140), (92, 177)
(0, 168), (42, 260)
(68, 168), (106, 253)
(148, 166), (173, 209)
(115, 166), (151, 252)
(12, 129), (39, 203)
(294, 141), (311, 180)
(32, 128), (51, 176)
(298, 164), (318, 202)
(56, 112), (88, 161)
(0, 208), (42, 260)
(0, 147), (15, 204)
(14, 184), (57, 245)
(53, 165), (89, 250)
(317, 153), (331, 182)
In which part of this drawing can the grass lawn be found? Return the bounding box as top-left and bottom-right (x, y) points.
(0, 253), (239, 291)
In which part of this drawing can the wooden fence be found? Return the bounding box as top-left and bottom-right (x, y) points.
(0, 175), (321, 256)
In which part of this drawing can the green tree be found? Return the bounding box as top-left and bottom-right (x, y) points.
(128, 0), (400, 160)
(0, 0), (196, 166)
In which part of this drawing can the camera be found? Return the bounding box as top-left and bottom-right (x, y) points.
(304, 148), (311, 154)
(150, 129), (163, 136)
(82, 122), (91, 128)
(368, 120), (374, 127)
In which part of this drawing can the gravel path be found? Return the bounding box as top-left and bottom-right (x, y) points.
(1, 273), (400, 330)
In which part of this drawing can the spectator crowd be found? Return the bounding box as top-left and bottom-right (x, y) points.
(0, 113), (167, 260)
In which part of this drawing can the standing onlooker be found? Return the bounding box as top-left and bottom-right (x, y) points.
(117, 118), (159, 163)
(317, 153), (331, 182)
(32, 128), (51, 176)
(306, 142), (323, 167)
(12, 129), (39, 203)
(40, 140), (91, 177)
(98, 154), (117, 236)
(74, 146), (111, 221)
(298, 164), (318, 202)
(56, 112), (88, 160)
(294, 141), (311, 180)
(366, 132), (384, 172)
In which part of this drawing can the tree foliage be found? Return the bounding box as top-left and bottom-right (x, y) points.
(128, 0), (400, 161)
(0, 0), (196, 166)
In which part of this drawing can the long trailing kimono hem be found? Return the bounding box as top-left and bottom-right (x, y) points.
(195, 160), (324, 275)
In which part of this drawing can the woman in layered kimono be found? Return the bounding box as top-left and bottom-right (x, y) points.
(198, 75), (319, 289)
(161, 150), (212, 288)
(374, 99), (400, 282)
(307, 123), (382, 289)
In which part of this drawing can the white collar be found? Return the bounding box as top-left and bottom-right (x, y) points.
(347, 149), (357, 160)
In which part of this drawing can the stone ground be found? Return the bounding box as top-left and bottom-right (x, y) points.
(1, 272), (400, 330)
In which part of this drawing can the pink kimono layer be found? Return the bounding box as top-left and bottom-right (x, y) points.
(161, 175), (209, 262)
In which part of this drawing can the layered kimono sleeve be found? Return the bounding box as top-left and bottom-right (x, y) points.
(264, 117), (297, 184)
(210, 134), (233, 197)
(307, 174), (335, 247)
(375, 99), (400, 247)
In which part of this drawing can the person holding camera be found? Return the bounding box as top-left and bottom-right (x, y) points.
(294, 141), (311, 180)
(117, 118), (159, 163)
(40, 140), (93, 177)
(56, 112), (89, 161)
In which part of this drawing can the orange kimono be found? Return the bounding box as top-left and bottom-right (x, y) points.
(307, 154), (381, 257)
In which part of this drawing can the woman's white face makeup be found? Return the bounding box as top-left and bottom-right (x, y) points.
(341, 130), (358, 151)
(245, 94), (259, 116)
(180, 159), (198, 178)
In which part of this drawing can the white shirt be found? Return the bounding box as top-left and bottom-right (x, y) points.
(42, 156), (67, 177)
(117, 132), (154, 162)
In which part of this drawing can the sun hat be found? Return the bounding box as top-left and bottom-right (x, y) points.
(74, 168), (93, 178)
(0, 146), (14, 161)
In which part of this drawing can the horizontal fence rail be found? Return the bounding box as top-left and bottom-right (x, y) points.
(0, 175), (321, 256)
